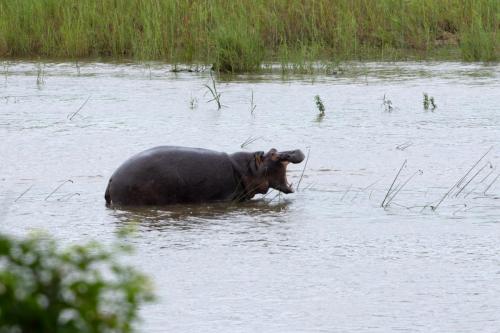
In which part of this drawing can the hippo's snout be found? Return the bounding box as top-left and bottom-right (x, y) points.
(279, 150), (305, 163)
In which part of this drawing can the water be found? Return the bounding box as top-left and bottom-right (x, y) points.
(1, 61), (499, 332)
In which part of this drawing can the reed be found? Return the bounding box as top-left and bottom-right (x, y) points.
(381, 160), (407, 208)
(35, 62), (45, 86)
(423, 93), (430, 109)
(382, 94), (394, 112)
(484, 173), (499, 195)
(68, 95), (91, 120)
(423, 93), (437, 111)
(240, 136), (261, 148)
(431, 147), (493, 211)
(0, 0), (498, 71)
(204, 71), (223, 109)
(45, 179), (73, 201)
(189, 95), (198, 110)
(14, 185), (33, 202)
(314, 95), (325, 117)
(296, 147), (310, 192)
(250, 90), (256, 114)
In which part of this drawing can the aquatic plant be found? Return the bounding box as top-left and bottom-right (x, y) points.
(423, 93), (437, 111)
(204, 72), (223, 110)
(314, 95), (326, 117)
(381, 160), (407, 208)
(36, 62), (45, 86)
(396, 142), (413, 151)
(75, 60), (81, 76)
(0, 232), (154, 332)
(68, 96), (91, 120)
(423, 93), (430, 109)
(296, 147), (310, 192)
(431, 147), (493, 211)
(0, 0), (497, 69)
(484, 173), (499, 195)
(430, 97), (437, 110)
(382, 94), (394, 112)
(240, 135), (261, 148)
(250, 89), (256, 114)
(189, 95), (198, 110)
(44, 179), (73, 201)
(2, 62), (9, 78)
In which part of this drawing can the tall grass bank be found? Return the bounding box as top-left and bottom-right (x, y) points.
(0, 0), (498, 71)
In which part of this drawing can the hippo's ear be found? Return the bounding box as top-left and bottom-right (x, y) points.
(254, 151), (265, 168)
(266, 148), (279, 161)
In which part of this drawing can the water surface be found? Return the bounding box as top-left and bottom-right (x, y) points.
(1, 61), (499, 332)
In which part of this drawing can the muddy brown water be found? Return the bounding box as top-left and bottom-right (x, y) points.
(1, 61), (500, 332)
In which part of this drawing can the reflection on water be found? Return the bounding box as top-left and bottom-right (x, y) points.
(1, 61), (500, 332)
(112, 200), (291, 230)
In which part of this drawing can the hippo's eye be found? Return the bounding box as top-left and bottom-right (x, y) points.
(270, 152), (280, 161)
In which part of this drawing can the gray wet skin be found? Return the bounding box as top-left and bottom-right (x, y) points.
(105, 146), (305, 206)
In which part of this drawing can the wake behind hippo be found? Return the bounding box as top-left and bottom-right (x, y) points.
(105, 146), (305, 206)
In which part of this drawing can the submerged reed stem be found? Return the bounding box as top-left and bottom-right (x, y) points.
(204, 72), (222, 110)
(296, 148), (310, 191)
(381, 160), (407, 208)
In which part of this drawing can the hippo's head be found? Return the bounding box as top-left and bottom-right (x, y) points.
(241, 148), (305, 196)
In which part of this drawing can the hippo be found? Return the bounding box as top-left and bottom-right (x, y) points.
(105, 146), (305, 206)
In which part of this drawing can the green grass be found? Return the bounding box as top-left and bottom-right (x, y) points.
(0, 0), (498, 72)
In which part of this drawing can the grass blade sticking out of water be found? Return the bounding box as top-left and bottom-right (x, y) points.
(57, 192), (80, 202)
(45, 180), (73, 201)
(250, 89), (256, 114)
(381, 160), (407, 208)
(14, 185), (33, 203)
(453, 147), (493, 192)
(454, 162), (492, 197)
(240, 136), (261, 148)
(432, 147), (493, 211)
(396, 142), (413, 151)
(464, 166), (496, 198)
(484, 173), (500, 195)
(189, 95), (198, 110)
(479, 166), (496, 184)
(296, 147), (310, 192)
(384, 169), (423, 207)
(68, 95), (91, 120)
(36, 62), (45, 87)
(204, 72), (222, 110)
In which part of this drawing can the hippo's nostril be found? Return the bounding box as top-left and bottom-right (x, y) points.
(278, 150), (305, 163)
(286, 150), (305, 163)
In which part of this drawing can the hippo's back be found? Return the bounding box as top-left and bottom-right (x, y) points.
(106, 146), (240, 205)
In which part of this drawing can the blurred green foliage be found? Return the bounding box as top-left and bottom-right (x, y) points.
(0, 233), (154, 333)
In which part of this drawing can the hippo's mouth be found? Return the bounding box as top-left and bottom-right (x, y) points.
(277, 161), (294, 194)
